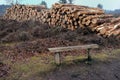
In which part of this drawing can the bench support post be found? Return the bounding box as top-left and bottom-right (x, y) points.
(54, 52), (61, 65)
(87, 48), (92, 61)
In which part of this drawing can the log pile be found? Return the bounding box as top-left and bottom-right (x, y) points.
(3, 3), (120, 39)
(41, 3), (107, 28)
(3, 4), (46, 22)
(94, 17), (120, 38)
(40, 3), (120, 39)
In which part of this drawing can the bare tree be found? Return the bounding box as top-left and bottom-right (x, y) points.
(5, 0), (21, 5)
(5, 0), (14, 5)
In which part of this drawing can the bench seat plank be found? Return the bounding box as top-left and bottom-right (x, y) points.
(48, 44), (99, 52)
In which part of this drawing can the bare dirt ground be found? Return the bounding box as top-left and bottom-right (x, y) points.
(44, 52), (120, 80)
(0, 62), (10, 78)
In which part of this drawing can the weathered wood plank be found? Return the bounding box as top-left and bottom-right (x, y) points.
(48, 44), (99, 52)
(54, 52), (61, 65)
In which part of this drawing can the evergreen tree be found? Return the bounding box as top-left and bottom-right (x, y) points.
(59, 0), (67, 4)
(40, 0), (47, 8)
(68, 0), (73, 4)
(97, 4), (103, 9)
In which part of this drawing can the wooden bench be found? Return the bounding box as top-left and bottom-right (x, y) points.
(48, 44), (99, 65)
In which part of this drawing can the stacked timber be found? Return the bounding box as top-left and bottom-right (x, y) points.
(94, 17), (120, 38)
(3, 4), (46, 22)
(40, 3), (120, 39)
(3, 3), (120, 39)
(41, 3), (106, 29)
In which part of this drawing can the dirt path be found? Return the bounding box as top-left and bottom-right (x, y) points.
(43, 51), (120, 80)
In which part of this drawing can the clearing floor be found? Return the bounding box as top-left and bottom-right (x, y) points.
(0, 49), (120, 80)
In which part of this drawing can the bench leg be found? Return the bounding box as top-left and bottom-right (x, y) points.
(87, 49), (92, 61)
(54, 52), (61, 65)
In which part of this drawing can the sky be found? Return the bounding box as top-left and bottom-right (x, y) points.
(0, 0), (120, 10)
